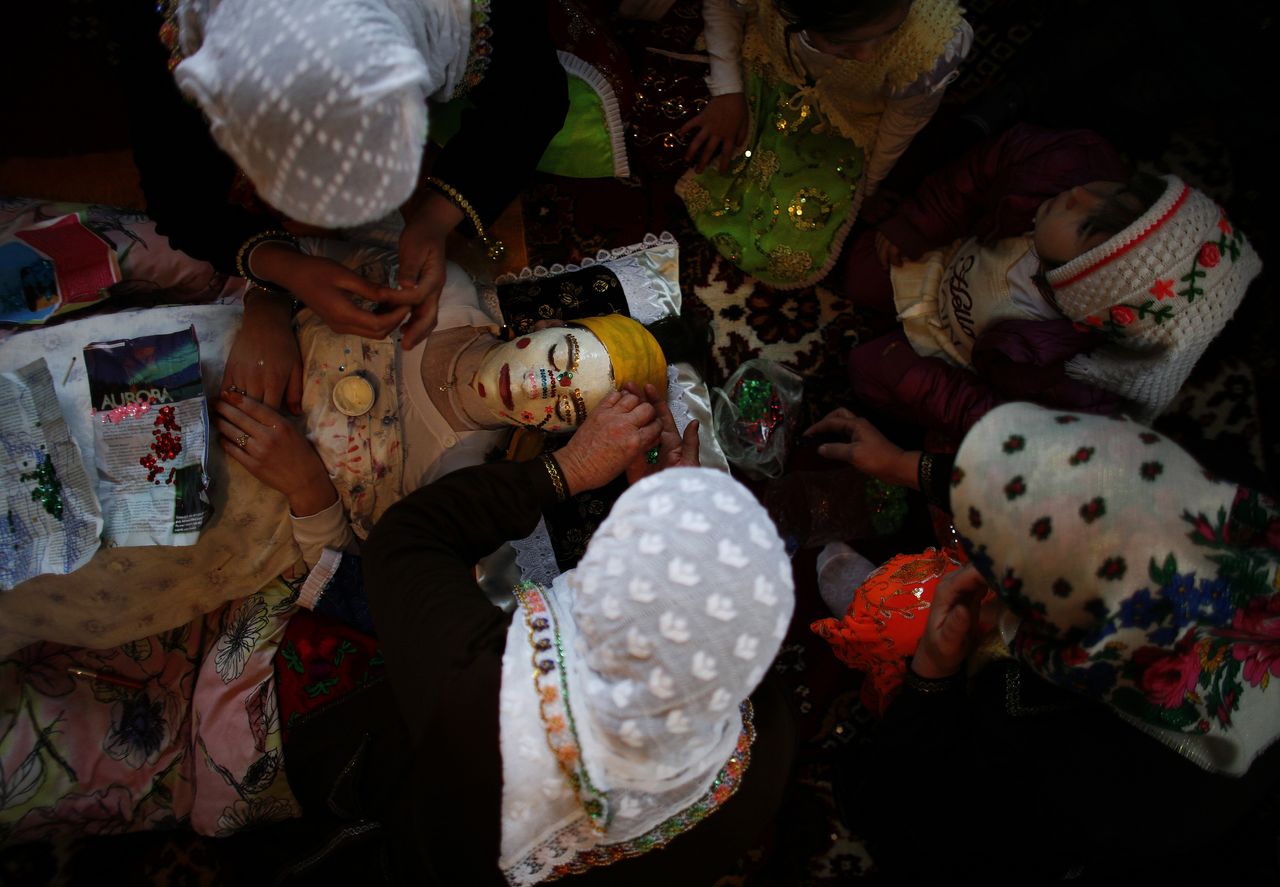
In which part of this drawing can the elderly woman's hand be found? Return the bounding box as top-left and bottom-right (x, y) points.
(215, 389), (337, 518)
(805, 407), (920, 488)
(555, 389), (662, 495)
(624, 383), (700, 484)
(910, 563), (987, 680)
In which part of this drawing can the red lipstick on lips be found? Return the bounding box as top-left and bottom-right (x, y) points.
(500, 364), (514, 410)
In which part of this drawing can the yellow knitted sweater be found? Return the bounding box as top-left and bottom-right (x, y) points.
(741, 0), (964, 147)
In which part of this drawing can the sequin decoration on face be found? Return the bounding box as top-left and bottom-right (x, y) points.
(475, 327), (613, 433)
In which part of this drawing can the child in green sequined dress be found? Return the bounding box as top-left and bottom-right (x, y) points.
(677, 0), (971, 288)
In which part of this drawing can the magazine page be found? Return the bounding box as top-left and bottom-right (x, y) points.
(83, 325), (212, 547)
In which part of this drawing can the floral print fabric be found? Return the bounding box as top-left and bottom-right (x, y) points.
(951, 402), (1280, 774)
(0, 580), (300, 844)
(274, 607), (386, 746)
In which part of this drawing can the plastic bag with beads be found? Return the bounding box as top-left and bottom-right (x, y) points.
(711, 359), (802, 479)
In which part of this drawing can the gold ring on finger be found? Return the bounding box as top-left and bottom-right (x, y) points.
(235, 432), (250, 449)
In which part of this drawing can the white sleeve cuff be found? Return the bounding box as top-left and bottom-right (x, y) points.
(297, 547), (345, 610)
(290, 498), (356, 569)
(702, 0), (746, 96)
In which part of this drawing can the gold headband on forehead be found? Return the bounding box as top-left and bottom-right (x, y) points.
(571, 315), (669, 396)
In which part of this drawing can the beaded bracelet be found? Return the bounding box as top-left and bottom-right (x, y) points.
(235, 229), (300, 293)
(916, 451), (935, 496)
(541, 453), (568, 502)
(243, 284), (303, 318)
(425, 176), (505, 261)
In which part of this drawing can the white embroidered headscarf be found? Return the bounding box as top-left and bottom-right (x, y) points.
(498, 467), (794, 885)
(173, 0), (471, 227)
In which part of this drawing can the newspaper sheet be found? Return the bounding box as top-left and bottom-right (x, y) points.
(0, 358), (103, 589)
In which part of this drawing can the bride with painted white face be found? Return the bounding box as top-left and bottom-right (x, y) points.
(213, 236), (716, 567)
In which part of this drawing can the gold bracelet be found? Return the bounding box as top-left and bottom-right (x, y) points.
(541, 454), (567, 502)
(235, 229), (299, 292)
(425, 176), (505, 261)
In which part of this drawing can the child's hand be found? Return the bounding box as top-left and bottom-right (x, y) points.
(221, 288), (303, 414)
(910, 564), (987, 679)
(804, 408), (919, 488)
(874, 231), (903, 269)
(680, 93), (749, 174)
(215, 389), (337, 517)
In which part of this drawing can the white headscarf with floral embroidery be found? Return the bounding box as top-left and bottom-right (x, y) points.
(1045, 175), (1262, 422)
(952, 402), (1280, 775)
(497, 467), (794, 884)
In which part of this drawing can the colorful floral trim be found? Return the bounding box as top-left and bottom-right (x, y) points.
(157, 0), (184, 71)
(545, 701), (755, 881)
(513, 581), (609, 830)
(1076, 204), (1249, 339)
(1005, 500), (1279, 736)
(452, 0), (494, 100)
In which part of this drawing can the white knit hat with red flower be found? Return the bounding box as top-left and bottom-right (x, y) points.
(1045, 175), (1262, 422)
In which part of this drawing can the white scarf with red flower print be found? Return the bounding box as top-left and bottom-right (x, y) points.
(952, 402), (1280, 775)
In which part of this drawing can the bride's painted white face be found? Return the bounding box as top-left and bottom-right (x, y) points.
(473, 327), (614, 432)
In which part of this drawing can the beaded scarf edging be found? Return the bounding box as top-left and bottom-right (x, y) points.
(509, 582), (756, 882)
(543, 706), (753, 880)
(452, 0), (494, 100)
(513, 582), (610, 829)
(157, 0), (184, 71)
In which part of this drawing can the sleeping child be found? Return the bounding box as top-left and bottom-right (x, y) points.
(840, 124), (1261, 437)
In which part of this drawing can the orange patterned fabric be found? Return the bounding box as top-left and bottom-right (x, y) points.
(811, 548), (964, 717)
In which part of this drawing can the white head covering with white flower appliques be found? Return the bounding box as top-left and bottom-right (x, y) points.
(497, 467), (794, 885)
(952, 402), (1280, 776)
